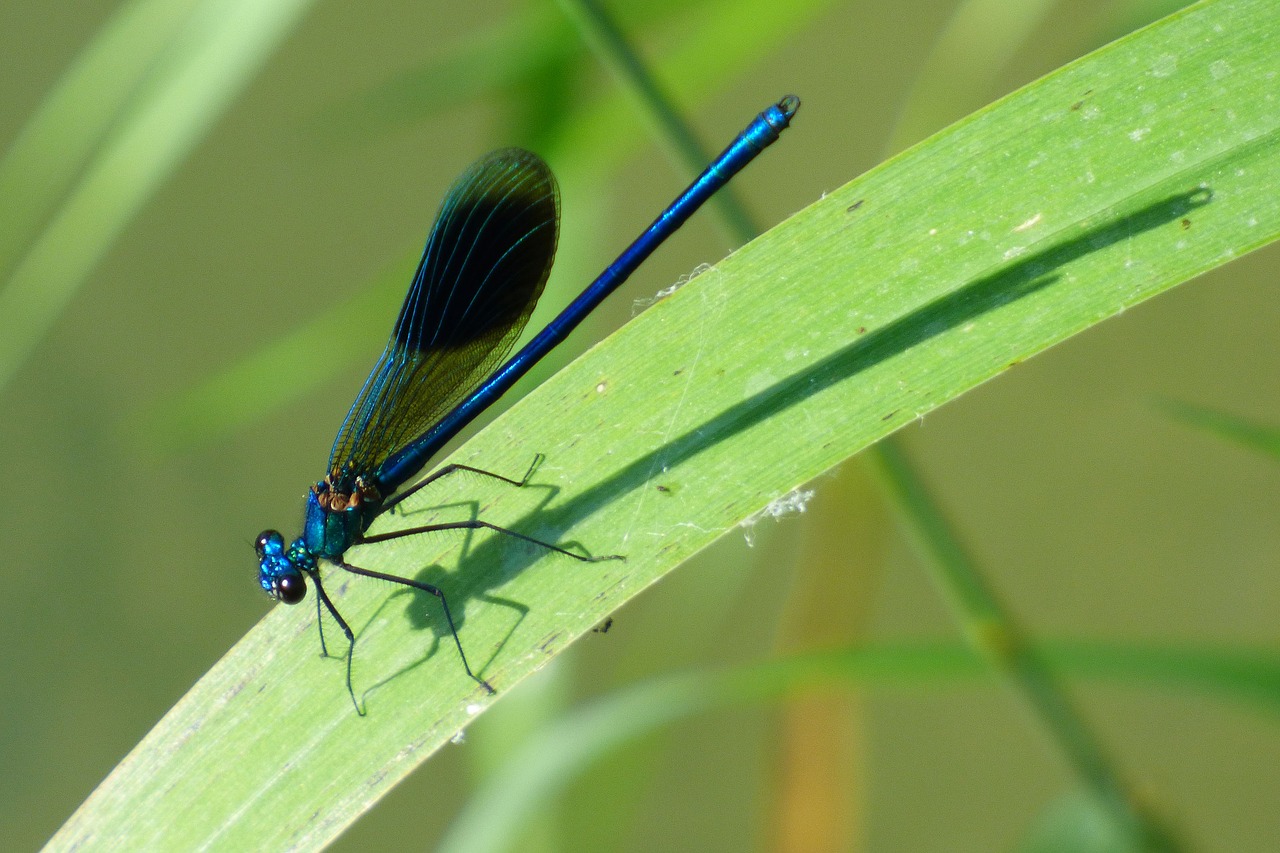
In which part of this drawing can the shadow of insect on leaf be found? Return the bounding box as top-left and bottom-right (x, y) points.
(353, 564), (530, 703)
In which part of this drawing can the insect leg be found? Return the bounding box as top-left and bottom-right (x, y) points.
(383, 453), (545, 514)
(309, 568), (364, 716)
(332, 558), (495, 695)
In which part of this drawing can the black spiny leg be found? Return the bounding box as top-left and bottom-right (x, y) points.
(383, 453), (545, 515)
(333, 558), (495, 695)
(314, 574), (331, 658)
(360, 519), (624, 564)
(348, 463), (624, 699)
(309, 569), (363, 716)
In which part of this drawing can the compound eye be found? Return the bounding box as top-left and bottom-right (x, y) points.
(254, 530), (279, 558)
(275, 573), (307, 605)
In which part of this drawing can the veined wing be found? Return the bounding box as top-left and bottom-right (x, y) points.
(328, 148), (559, 487)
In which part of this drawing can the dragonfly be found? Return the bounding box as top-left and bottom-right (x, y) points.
(256, 95), (800, 713)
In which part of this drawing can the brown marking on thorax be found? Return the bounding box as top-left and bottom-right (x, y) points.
(312, 474), (382, 512)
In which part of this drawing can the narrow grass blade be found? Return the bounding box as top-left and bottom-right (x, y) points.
(0, 0), (198, 285)
(438, 642), (1280, 853)
(1160, 399), (1280, 459)
(0, 0), (318, 391)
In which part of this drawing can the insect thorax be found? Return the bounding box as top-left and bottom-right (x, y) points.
(303, 475), (383, 558)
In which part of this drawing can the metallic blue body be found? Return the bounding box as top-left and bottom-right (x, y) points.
(254, 96), (799, 708)
(256, 531), (315, 596)
(302, 489), (369, 560)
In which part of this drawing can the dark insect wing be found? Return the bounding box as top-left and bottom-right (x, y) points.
(327, 149), (559, 488)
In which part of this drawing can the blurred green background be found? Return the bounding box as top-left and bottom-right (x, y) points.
(3, 0), (1278, 850)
